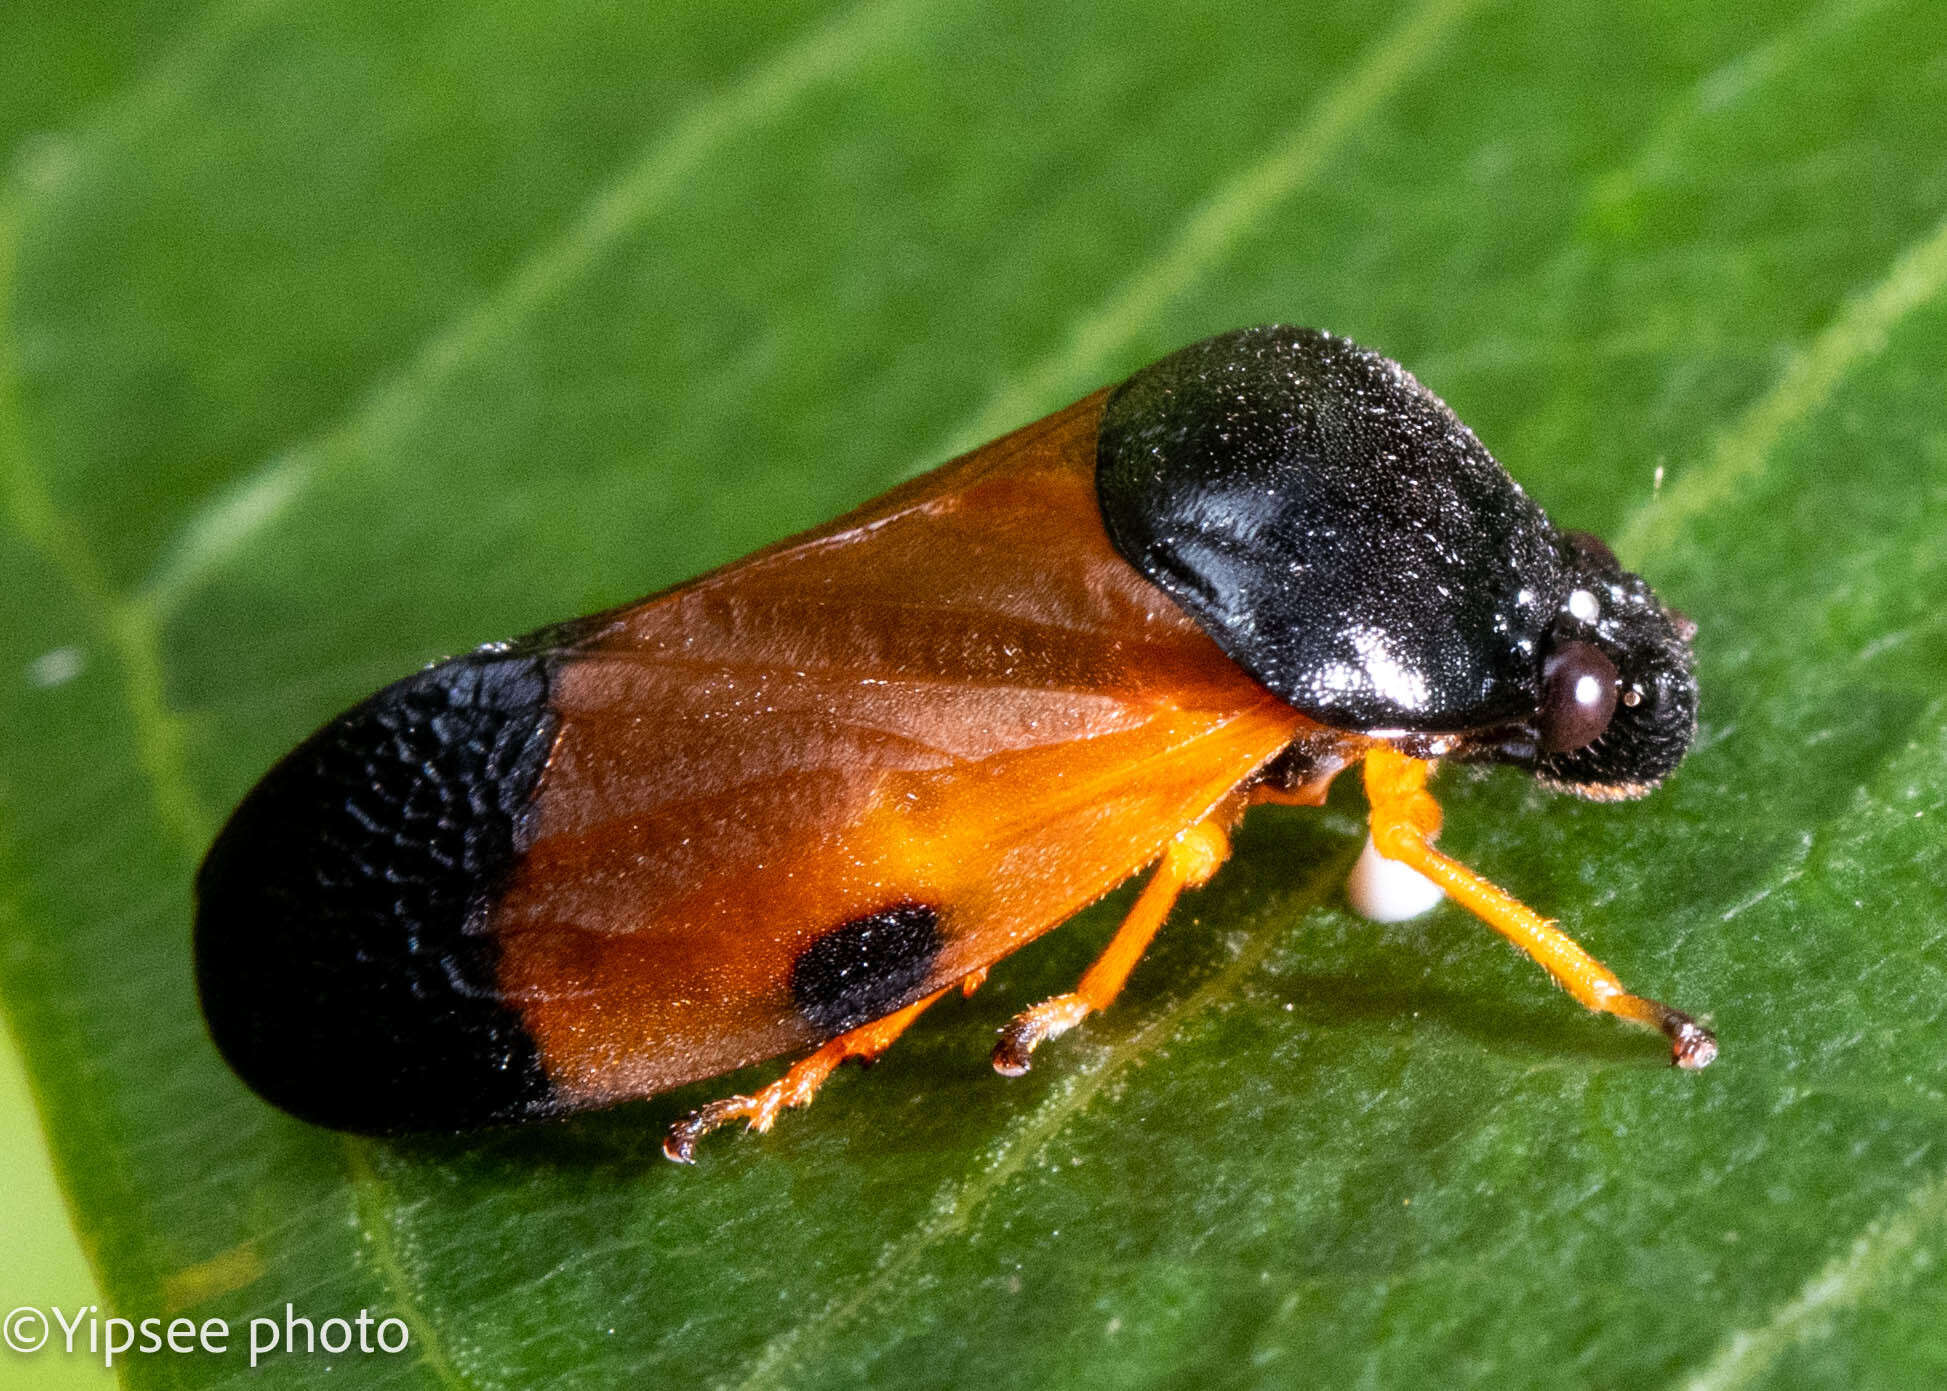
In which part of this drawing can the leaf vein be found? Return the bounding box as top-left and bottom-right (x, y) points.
(135, 0), (938, 620)
(2, 0), (295, 204)
(916, 0), (1492, 466)
(0, 214), (214, 860)
(1619, 204), (1947, 564)
(1678, 1167), (1947, 1391)
(345, 1137), (480, 1391)
(724, 875), (1340, 1391)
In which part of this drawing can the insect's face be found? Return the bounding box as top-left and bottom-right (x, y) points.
(1512, 530), (1699, 800)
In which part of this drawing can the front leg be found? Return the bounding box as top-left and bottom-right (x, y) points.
(1362, 745), (1716, 1068)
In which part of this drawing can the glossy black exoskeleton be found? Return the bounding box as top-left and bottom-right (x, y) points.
(1096, 325), (1697, 799)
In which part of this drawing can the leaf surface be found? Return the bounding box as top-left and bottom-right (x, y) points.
(5, 1), (1947, 1386)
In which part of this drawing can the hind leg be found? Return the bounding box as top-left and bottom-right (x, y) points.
(663, 985), (952, 1163)
(992, 820), (1230, 1075)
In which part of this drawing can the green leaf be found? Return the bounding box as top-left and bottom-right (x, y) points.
(6, 0), (1947, 1386)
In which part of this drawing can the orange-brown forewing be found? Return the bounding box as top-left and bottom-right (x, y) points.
(490, 396), (1312, 1107)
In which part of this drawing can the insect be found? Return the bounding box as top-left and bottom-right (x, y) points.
(194, 325), (1713, 1162)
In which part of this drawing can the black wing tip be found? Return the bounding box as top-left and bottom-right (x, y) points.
(194, 651), (566, 1134)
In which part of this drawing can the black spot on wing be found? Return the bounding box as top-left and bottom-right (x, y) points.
(791, 904), (943, 1035)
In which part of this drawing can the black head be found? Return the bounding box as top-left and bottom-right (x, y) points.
(1481, 529), (1699, 800)
(1095, 325), (1698, 800)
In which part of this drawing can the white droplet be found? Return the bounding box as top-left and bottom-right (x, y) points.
(26, 646), (83, 688)
(1346, 834), (1445, 922)
(1567, 588), (1600, 622)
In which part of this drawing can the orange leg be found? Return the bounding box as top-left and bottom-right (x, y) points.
(663, 986), (950, 1163)
(1362, 745), (1716, 1068)
(993, 820), (1231, 1075)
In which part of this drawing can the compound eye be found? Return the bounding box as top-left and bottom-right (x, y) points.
(1540, 640), (1620, 754)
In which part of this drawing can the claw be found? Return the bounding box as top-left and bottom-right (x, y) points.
(662, 1095), (760, 1164)
(662, 989), (950, 1163)
(992, 995), (1091, 1076)
(1662, 1012), (1718, 1070)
